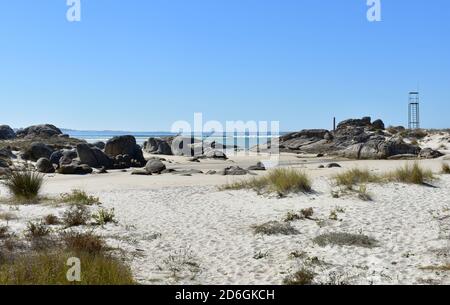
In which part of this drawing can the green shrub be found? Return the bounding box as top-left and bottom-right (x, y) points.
(2, 170), (43, 201)
(92, 208), (117, 226)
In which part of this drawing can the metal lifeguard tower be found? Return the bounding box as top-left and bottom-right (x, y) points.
(408, 92), (420, 129)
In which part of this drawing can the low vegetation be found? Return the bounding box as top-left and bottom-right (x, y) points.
(92, 208), (117, 226)
(283, 268), (315, 285)
(442, 163), (450, 174)
(61, 231), (106, 255)
(221, 168), (312, 196)
(333, 168), (380, 190)
(60, 189), (100, 205)
(385, 162), (434, 185)
(43, 214), (60, 225)
(62, 205), (90, 228)
(0, 251), (134, 285)
(1, 169), (43, 202)
(313, 232), (378, 248)
(252, 221), (299, 235)
(25, 221), (51, 239)
(283, 208), (314, 222)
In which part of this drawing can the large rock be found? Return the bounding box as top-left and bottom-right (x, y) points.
(144, 159), (166, 174)
(419, 148), (444, 159)
(0, 147), (15, 159)
(16, 124), (62, 138)
(341, 137), (421, 159)
(143, 138), (173, 155)
(336, 117), (372, 130)
(76, 144), (113, 169)
(220, 166), (249, 176)
(372, 119), (385, 130)
(36, 158), (55, 173)
(57, 163), (93, 175)
(0, 158), (11, 168)
(0, 125), (15, 140)
(21, 142), (54, 161)
(105, 136), (146, 166)
(49, 150), (64, 166)
(204, 149), (227, 160)
(91, 141), (105, 150)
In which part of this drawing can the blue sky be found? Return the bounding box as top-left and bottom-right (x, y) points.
(0, 0), (449, 131)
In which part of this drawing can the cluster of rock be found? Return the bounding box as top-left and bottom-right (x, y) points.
(276, 117), (440, 160)
(39, 135), (148, 175)
(143, 136), (234, 159)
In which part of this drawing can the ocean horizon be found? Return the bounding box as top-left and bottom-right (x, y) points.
(63, 129), (285, 148)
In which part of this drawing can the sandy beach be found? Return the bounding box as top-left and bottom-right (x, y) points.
(2, 149), (450, 285)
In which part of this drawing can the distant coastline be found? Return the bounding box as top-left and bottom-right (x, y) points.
(62, 129), (286, 148)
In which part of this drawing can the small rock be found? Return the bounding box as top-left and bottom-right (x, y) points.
(327, 163), (341, 168)
(145, 159), (166, 174)
(36, 158), (55, 173)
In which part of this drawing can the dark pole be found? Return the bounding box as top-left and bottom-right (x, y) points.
(333, 117), (336, 132)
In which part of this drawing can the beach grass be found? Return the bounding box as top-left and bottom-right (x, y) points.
(385, 162), (434, 185)
(1, 169), (43, 202)
(221, 168), (312, 196)
(333, 168), (380, 190)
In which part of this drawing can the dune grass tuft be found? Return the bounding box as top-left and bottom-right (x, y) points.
(333, 168), (380, 190)
(1, 170), (43, 202)
(60, 189), (100, 205)
(221, 168), (312, 196)
(386, 162), (434, 185)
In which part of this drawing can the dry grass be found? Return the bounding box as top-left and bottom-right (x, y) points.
(25, 221), (51, 239)
(60, 189), (100, 205)
(43, 214), (61, 225)
(0, 226), (9, 239)
(252, 221), (299, 235)
(221, 168), (312, 196)
(283, 268), (315, 285)
(385, 162), (434, 185)
(283, 208), (314, 222)
(1, 170), (43, 202)
(420, 264), (450, 271)
(313, 232), (378, 248)
(62, 205), (90, 228)
(0, 251), (135, 285)
(442, 163), (450, 174)
(333, 168), (380, 190)
(61, 231), (106, 255)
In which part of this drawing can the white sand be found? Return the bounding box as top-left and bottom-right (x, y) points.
(2, 155), (450, 285)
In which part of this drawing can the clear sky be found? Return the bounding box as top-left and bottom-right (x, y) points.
(0, 0), (449, 131)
